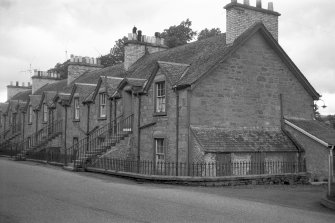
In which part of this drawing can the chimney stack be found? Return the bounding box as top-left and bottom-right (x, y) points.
(224, 0), (280, 44)
(16, 81), (19, 86)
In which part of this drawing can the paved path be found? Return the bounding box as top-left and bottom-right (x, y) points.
(0, 158), (334, 223)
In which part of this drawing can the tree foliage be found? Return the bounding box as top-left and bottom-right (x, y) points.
(197, 28), (222, 41)
(159, 19), (197, 48)
(100, 37), (127, 67)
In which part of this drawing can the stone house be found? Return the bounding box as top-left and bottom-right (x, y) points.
(0, 0), (334, 180)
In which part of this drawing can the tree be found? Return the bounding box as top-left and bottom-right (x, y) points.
(197, 28), (222, 41)
(100, 37), (127, 67)
(159, 19), (197, 48)
(313, 103), (321, 120)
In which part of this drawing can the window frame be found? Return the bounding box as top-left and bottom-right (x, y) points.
(99, 93), (107, 119)
(42, 103), (48, 123)
(73, 97), (80, 121)
(154, 138), (165, 163)
(154, 81), (166, 116)
(28, 105), (33, 125)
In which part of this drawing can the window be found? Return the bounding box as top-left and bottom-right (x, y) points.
(28, 105), (32, 124)
(43, 103), (48, 123)
(99, 93), (107, 118)
(155, 82), (166, 113)
(155, 138), (165, 163)
(27, 137), (31, 149)
(74, 98), (80, 120)
(73, 137), (79, 152)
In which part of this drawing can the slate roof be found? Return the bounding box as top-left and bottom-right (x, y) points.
(10, 90), (32, 102)
(30, 95), (42, 110)
(70, 83), (97, 104)
(157, 61), (189, 86)
(72, 63), (126, 86)
(286, 119), (335, 145)
(127, 33), (228, 86)
(191, 126), (298, 153)
(127, 23), (319, 99)
(105, 77), (123, 97)
(0, 103), (8, 114)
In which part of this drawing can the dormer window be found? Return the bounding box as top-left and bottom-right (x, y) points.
(43, 103), (48, 123)
(155, 81), (166, 114)
(74, 98), (80, 120)
(99, 93), (107, 118)
(28, 105), (32, 124)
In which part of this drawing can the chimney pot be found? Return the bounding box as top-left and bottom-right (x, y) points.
(16, 81), (19, 86)
(137, 30), (142, 41)
(28, 82), (31, 86)
(268, 2), (273, 11)
(10, 81), (13, 86)
(22, 82), (25, 87)
(256, 0), (262, 8)
(132, 26), (137, 34)
(243, 0), (249, 5)
(231, 0), (237, 3)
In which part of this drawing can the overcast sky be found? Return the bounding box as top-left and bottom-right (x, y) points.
(0, 0), (334, 115)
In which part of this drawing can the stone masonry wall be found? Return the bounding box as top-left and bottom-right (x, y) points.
(67, 64), (102, 85)
(136, 71), (189, 163)
(284, 124), (329, 181)
(190, 32), (314, 130)
(226, 4), (279, 44)
(31, 78), (59, 94)
(7, 86), (32, 100)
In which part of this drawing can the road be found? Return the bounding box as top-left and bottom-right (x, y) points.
(0, 158), (334, 223)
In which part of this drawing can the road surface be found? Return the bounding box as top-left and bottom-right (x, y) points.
(0, 158), (334, 223)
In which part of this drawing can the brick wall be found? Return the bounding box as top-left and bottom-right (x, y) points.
(284, 124), (329, 181)
(190, 32), (314, 130)
(225, 3), (279, 44)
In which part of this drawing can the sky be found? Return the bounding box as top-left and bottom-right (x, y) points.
(0, 0), (334, 115)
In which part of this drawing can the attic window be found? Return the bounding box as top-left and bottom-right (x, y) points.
(28, 105), (32, 124)
(74, 98), (80, 120)
(43, 103), (48, 123)
(99, 93), (107, 118)
(155, 81), (166, 114)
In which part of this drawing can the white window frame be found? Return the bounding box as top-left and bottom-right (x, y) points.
(28, 105), (33, 124)
(43, 103), (48, 123)
(155, 138), (165, 163)
(74, 98), (80, 120)
(155, 82), (166, 113)
(99, 93), (107, 118)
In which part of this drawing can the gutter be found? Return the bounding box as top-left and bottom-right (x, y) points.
(284, 119), (331, 148)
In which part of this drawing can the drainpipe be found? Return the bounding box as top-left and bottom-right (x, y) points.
(86, 103), (90, 152)
(329, 145), (334, 197)
(35, 110), (38, 143)
(175, 88), (180, 176)
(113, 98), (117, 134)
(137, 93), (141, 173)
(63, 105), (68, 166)
(22, 112), (25, 141)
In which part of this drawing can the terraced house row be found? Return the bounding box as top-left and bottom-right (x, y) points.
(0, 0), (334, 182)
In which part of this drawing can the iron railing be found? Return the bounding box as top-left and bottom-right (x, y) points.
(67, 114), (134, 167)
(9, 119), (63, 159)
(87, 158), (307, 177)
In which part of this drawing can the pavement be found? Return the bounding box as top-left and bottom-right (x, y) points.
(1, 157), (334, 223)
